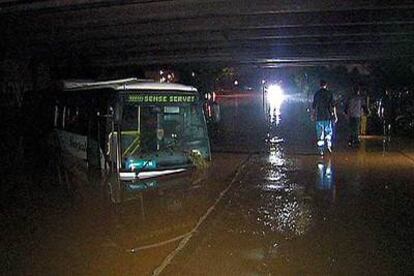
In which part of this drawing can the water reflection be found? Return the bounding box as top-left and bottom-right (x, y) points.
(104, 172), (206, 251)
(382, 136), (390, 154)
(256, 142), (312, 238)
(107, 170), (198, 204)
(316, 159), (333, 190)
(268, 143), (285, 167)
(316, 158), (336, 203)
(257, 192), (311, 237)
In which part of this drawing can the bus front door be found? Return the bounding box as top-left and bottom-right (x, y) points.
(87, 114), (104, 185)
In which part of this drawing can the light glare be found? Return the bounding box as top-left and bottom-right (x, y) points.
(267, 85), (284, 105)
(266, 84), (284, 125)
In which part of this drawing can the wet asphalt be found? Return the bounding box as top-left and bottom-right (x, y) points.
(2, 95), (414, 275)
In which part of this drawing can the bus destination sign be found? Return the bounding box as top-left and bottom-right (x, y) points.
(127, 94), (197, 104)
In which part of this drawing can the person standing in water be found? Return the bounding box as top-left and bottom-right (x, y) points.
(379, 89), (394, 141)
(312, 80), (338, 156)
(345, 85), (367, 147)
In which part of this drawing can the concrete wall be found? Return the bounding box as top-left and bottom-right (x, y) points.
(0, 58), (52, 189)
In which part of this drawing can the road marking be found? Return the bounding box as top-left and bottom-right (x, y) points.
(398, 150), (414, 165)
(152, 155), (251, 276)
(129, 233), (191, 252)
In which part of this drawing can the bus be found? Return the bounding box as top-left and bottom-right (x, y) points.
(50, 78), (211, 186)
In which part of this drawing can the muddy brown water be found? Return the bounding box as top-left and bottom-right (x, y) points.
(2, 98), (414, 275)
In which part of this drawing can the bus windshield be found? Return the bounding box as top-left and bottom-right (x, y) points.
(120, 101), (210, 171)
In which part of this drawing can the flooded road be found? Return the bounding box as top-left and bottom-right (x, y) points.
(2, 96), (414, 275)
(1, 153), (248, 275)
(163, 141), (414, 275)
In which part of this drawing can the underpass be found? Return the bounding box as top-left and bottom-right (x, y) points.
(1, 1), (414, 275)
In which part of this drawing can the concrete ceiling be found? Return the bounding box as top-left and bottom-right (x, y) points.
(1, 0), (414, 67)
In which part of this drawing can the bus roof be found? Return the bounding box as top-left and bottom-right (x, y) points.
(63, 78), (197, 92)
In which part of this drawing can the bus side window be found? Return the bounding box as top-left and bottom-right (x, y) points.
(62, 106), (67, 129)
(54, 105), (65, 130)
(54, 105), (59, 127)
(66, 106), (75, 132)
(78, 108), (88, 135)
(65, 106), (88, 136)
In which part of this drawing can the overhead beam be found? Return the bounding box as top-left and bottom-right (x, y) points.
(84, 41), (414, 66)
(2, 0), (414, 17)
(2, 1), (414, 67)
(6, 8), (414, 48)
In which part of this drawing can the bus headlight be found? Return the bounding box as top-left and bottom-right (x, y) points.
(119, 172), (136, 180)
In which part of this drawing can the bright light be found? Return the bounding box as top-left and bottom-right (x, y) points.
(266, 84), (285, 125)
(267, 84), (284, 105)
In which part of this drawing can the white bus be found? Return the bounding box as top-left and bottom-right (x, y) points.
(50, 78), (211, 186)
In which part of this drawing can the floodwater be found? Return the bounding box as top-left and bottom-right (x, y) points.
(164, 142), (414, 275)
(2, 93), (414, 275)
